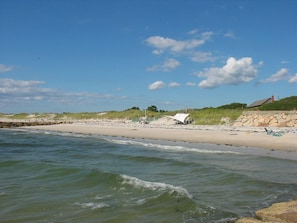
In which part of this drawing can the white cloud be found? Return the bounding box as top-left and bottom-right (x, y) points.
(146, 32), (212, 54)
(147, 58), (180, 72)
(163, 58), (180, 71)
(0, 78), (45, 94)
(0, 78), (113, 105)
(148, 81), (166, 90)
(288, 73), (297, 83)
(188, 29), (199, 35)
(168, 82), (180, 88)
(186, 82), (196, 86)
(190, 51), (215, 62)
(197, 57), (258, 88)
(260, 68), (290, 83)
(224, 31), (236, 38)
(0, 64), (14, 73)
(280, 60), (289, 64)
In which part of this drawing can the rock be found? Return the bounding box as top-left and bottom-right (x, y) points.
(256, 200), (297, 223)
(235, 200), (297, 223)
(0, 121), (70, 128)
(236, 218), (263, 223)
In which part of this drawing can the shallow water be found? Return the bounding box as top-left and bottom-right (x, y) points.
(1, 129), (297, 223)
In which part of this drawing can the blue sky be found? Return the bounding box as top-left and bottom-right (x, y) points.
(1, 0), (296, 113)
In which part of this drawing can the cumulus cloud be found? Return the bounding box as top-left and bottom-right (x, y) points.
(0, 64), (14, 73)
(168, 82), (180, 88)
(148, 81), (181, 90)
(260, 68), (290, 83)
(146, 32), (212, 55)
(148, 81), (166, 90)
(147, 58), (180, 72)
(289, 73), (297, 83)
(197, 57), (258, 88)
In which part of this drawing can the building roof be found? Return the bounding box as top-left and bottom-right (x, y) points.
(248, 98), (272, 108)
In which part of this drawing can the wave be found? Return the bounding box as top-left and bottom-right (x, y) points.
(120, 174), (193, 199)
(74, 202), (110, 210)
(107, 138), (240, 155)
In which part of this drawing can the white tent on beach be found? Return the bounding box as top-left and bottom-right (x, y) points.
(166, 113), (190, 124)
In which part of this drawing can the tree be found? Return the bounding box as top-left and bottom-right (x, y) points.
(126, 106), (140, 110)
(147, 105), (158, 112)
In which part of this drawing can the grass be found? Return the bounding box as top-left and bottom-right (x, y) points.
(188, 108), (243, 125)
(1, 95), (295, 125)
(259, 96), (297, 110)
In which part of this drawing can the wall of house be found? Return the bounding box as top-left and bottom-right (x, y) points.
(233, 111), (297, 127)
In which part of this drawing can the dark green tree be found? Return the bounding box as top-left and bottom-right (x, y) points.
(147, 105), (158, 112)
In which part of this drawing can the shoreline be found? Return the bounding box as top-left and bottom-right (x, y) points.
(21, 121), (297, 152)
(14, 122), (297, 222)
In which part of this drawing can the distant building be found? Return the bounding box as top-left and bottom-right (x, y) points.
(248, 96), (275, 108)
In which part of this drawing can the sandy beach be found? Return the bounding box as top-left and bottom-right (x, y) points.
(23, 120), (297, 152)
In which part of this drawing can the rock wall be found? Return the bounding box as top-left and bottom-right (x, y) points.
(233, 111), (297, 128)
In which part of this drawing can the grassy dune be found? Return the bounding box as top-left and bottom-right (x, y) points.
(1, 96), (295, 125)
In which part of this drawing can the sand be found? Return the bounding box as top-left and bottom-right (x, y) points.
(22, 119), (297, 152)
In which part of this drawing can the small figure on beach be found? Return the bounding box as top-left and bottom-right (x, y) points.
(264, 128), (282, 137)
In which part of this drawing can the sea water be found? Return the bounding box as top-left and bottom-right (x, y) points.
(1, 128), (297, 223)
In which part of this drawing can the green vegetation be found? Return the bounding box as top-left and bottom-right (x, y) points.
(54, 112), (103, 120)
(2, 95), (296, 125)
(11, 113), (30, 119)
(100, 110), (144, 121)
(259, 96), (297, 110)
(217, 102), (247, 109)
(188, 108), (243, 125)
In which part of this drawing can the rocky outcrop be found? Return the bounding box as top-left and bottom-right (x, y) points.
(0, 121), (70, 128)
(236, 200), (297, 223)
(233, 111), (297, 128)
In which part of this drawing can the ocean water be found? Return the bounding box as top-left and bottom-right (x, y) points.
(1, 128), (297, 223)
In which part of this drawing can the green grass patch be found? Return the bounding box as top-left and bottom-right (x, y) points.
(188, 108), (243, 125)
(259, 96), (297, 110)
(10, 113), (30, 119)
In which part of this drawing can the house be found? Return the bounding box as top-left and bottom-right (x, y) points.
(248, 96), (275, 108)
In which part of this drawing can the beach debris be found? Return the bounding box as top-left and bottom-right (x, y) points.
(166, 113), (191, 124)
(264, 128), (283, 137)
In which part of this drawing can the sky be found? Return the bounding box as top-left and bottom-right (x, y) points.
(1, 0), (297, 113)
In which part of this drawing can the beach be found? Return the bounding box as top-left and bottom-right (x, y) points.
(3, 121), (297, 223)
(23, 120), (297, 152)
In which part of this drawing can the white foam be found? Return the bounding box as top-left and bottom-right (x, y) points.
(95, 194), (112, 200)
(108, 138), (240, 155)
(74, 202), (110, 210)
(120, 174), (193, 199)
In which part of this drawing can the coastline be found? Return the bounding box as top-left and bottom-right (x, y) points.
(22, 121), (297, 152)
(15, 121), (297, 223)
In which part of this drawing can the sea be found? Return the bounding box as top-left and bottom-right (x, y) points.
(1, 128), (297, 223)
